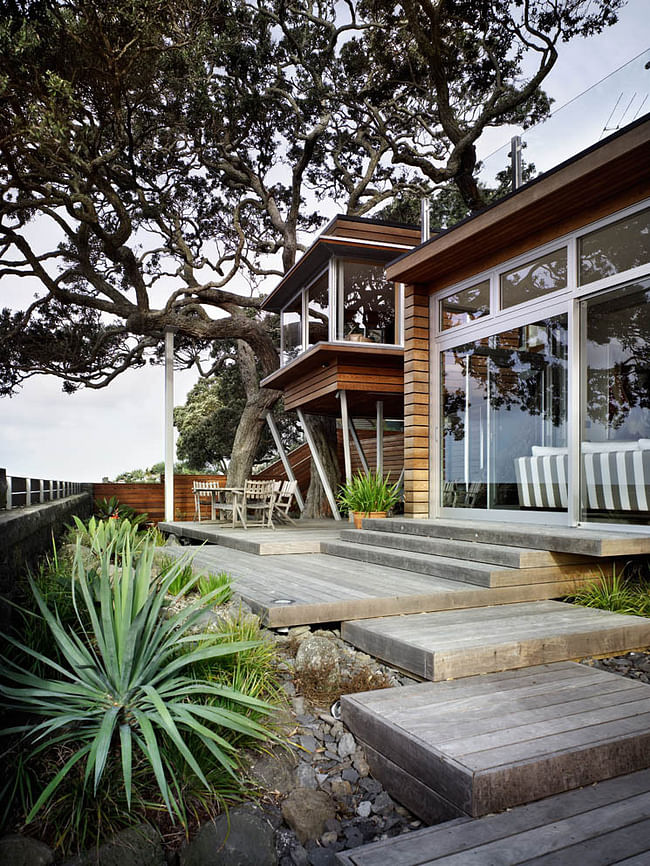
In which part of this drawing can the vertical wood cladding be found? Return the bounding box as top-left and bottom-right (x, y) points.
(403, 285), (430, 518)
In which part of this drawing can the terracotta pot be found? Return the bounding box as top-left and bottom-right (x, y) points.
(353, 511), (387, 529)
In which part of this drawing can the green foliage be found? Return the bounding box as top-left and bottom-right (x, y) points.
(337, 471), (401, 514)
(72, 515), (143, 556)
(0, 536), (277, 833)
(198, 571), (233, 601)
(569, 562), (650, 617)
(94, 497), (149, 525)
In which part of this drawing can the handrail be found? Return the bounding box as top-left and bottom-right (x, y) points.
(0, 468), (86, 511)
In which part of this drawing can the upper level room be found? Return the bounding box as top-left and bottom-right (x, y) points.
(261, 215), (421, 366)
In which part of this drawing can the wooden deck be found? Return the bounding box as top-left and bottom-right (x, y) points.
(161, 545), (592, 628)
(342, 601), (650, 680)
(341, 663), (650, 820)
(336, 767), (650, 865)
(158, 519), (341, 555)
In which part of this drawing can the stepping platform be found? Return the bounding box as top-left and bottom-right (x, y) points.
(161, 546), (593, 628)
(336, 767), (650, 865)
(341, 663), (650, 820)
(159, 519), (341, 555)
(342, 601), (650, 680)
(362, 517), (650, 558)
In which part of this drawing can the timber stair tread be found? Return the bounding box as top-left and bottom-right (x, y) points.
(341, 662), (650, 821)
(341, 600), (650, 680)
(362, 517), (650, 557)
(339, 527), (593, 568)
(321, 538), (601, 588)
(335, 767), (650, 865)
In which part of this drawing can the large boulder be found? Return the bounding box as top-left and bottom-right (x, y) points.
(281, 789), (337, 845)
(180, 806), (276, 866)
(294, 636), (340, 688)
(0, 835), (54, 866)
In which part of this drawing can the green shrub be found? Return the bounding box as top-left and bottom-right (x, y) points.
(337, 471), (401, 514)
(198, 571), (232, 602)
(569, 561), (650, 617)
(0, 536), (278, 840)
(95, 497), (149, 526)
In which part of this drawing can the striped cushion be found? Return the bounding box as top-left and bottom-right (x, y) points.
(515, 450), (650, 511)
(515, 455), (568, 509)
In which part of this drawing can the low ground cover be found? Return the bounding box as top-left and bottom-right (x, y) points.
(568, 560), (650, 617)
(0, 518), (285, 856)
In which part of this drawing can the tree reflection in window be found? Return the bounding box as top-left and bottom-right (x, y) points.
(579, 208), (650, 286)
(500, 248), (567, 309)
(341, 261), (396, 343)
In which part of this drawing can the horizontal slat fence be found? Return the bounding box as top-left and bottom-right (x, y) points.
(94, 474), (226, 523)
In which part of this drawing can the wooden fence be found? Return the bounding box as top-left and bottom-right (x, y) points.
(93, 474), (226, 523)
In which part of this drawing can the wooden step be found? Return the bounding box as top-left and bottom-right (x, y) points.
(342, 601), (650, 680)
(339, 528), (590, 568)
(341, 662), (650, 820)
(362, 517), (650, 557)
(336, 767), (650, 865)
(322, 539), (605, 588)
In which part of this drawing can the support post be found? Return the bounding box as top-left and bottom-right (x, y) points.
(376, 400), (384, 475)
(348, 418), (369, 474)
(265, 412), (305, 512)
(164, 329), (175, 522)
(339, 390), (353, 482)
(296, 409), (341, 520)
(510, 135), (522, 190)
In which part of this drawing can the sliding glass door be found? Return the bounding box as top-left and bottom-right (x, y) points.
(441, 314), (568, 512)
(581, 278), (650, 524)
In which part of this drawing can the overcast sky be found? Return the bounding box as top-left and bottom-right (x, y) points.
(2, 0), (649, 483)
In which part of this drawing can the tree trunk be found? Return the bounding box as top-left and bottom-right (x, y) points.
(226, 341), (281, 488)
(302, 414), (341, 519)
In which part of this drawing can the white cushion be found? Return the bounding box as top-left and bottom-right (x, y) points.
(638, 439), (650, 450)
(531, 446), (568, 456)
(581, 440), (639, 453)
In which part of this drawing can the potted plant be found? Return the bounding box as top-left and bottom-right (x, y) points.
(337, 471), (401, 529)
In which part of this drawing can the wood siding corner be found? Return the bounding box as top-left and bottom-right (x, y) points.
(403, 285), (430, 518)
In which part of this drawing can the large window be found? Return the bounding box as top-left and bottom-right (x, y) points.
(307, 272), (329, 347)
(440, 280), (490, 330)
(579, 207), (650, 286)
(340, 261), (396, 344)
(581, 278), (650, 524)
(500, 247), (568, 310)
(281, 294), (302, 364)
(441, 315), (568, 511)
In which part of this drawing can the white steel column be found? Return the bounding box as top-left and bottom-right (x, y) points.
(339, 390), (353, 482)
(348, 418), (369, 474)
(376, 400), (384, 475)
(296, 408), (341, 520)
(265, 411), (305, 511)
(164, 329), (175, 522)
(568, 298), (581, 526)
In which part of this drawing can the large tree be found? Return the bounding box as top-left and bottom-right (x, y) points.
(0, 0), (624, 502)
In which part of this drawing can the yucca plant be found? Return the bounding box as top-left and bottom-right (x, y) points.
(72, 515), (143, 557)
(337, 471), (401, 515)
(0, 536), (276, 824)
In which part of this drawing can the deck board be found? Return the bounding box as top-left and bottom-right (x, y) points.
(160, 546), (594, 627)
(342, 601), (650, 679)
(336, 770), (650, 865)
(341, 663), (650, 819)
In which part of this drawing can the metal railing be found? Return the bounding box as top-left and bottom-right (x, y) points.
(0, 468), (85, 510)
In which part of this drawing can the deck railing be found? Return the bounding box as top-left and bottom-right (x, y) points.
(0, 468), (85, 510)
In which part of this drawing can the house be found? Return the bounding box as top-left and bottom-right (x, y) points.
(263, 114), (650, 530)
(390, 113), (650, 528)
(260, 215), (421, 515)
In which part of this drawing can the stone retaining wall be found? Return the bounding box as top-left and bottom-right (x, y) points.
(0, 492), (93, 628)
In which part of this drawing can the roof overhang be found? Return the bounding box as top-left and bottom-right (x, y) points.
(387, 114), (650, 287)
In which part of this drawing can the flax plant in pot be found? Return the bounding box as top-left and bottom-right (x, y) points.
(337, 471), (401, 529)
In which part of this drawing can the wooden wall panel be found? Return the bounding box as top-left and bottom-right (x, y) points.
(94, 474), (226, 523)
(403, 285), (430, 518)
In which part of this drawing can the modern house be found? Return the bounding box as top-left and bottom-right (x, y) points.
(263, 114), (650, 531)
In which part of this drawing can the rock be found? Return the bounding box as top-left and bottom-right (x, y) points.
(299, 735), (318, 753)
(163, 534), (182, 546)
(0, 835), (54, 866)
(247, 747), (298, 795)
(337, 733), (355, 759)
(289, 845), (309, 866)
(356, 801), (372, 819)
(307, 849), (339, 866)
(294, 637), (340, 687)
(295, 762), (318, 789)
(329, 779), (352, 798)
(371, 792), (394, 815)
(352, 751), (370, 778)
(320, 831), (338, 847)
(180, 807), (276, 866)
(281, 789), (337, 845)
(64, 824), (164, 866)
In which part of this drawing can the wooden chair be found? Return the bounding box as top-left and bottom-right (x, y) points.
(242, 479), (277, 528)
(272, 479), (299, 525)
(193, 480), (222, 521)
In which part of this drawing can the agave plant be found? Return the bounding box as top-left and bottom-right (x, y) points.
(71, 515), (144, 557)
(0, 536), (275, 822)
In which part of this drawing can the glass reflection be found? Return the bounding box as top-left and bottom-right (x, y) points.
(500, 248), (567, 309)
(340, 261), (396, 344)
(582, 278), (650, 523)
(440, 280), (490, 330)
(579, 207), (650, 286)
(442, 315), (568, 510)
(281, 294), (302, 364)
(308, 272), (329, 346)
